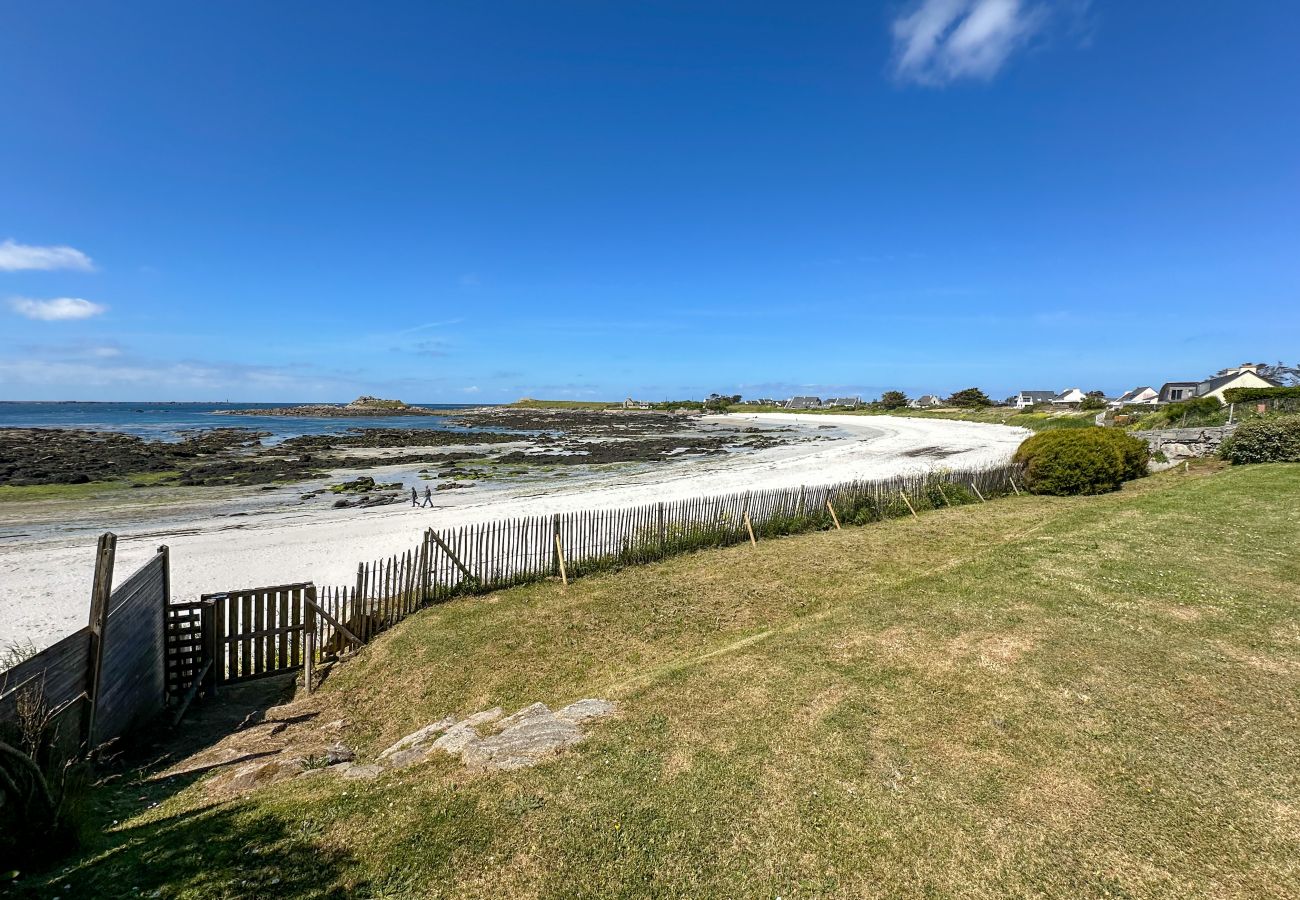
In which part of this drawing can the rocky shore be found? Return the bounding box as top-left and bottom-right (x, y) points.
(0, 426), (516, 487)
(0, 410), (797, 489)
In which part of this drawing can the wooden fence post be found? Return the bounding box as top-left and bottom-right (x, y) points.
(304, 586), (317, 694)
(423, 530), (434, 600)
(1009, 477), (1021, 496)
(826, 499), (842, 530)
(158, 545), (171, 707)
(657, 502), (666, 554)
(552, 514), (562, 576)
(354, 563), (366, 641)
(83, 532), (117, 749)
(200, 596), (219, 698)
(555, 533), (568, 586)
(970, 481), (987, 503)
(899, 491), (919, 520)
(743, 511), (757, 546)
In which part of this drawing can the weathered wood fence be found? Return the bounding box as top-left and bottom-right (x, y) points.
(0, 536), (171, 759)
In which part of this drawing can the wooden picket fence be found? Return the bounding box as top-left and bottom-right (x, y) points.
(73, 463), (1024, 717)
(291, 463), (1024, 687)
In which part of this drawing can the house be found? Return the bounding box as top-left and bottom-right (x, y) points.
(1111, 386), (1159, 406)
(824, 396), (860, 409)
(1052, 388), (1087, 405)
(1012, 390), (1056, 410)
(1158, 382), (1199, 403)
(1195, 364), (1279, 403)
(909, 395), (944, 409)
(622, 398), (650, 410)
(1157, 364), (1279, 405)
(785, 396), (822, 410)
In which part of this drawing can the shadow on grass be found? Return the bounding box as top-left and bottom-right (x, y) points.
(7, 675), (351, 897)
(16, 798), (363, 898)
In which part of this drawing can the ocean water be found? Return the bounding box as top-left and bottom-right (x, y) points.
(0, 402), (492, 443)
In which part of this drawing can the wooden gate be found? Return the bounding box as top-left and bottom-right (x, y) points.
(204, 583), (315, 685)
(165, 600), (207, 700)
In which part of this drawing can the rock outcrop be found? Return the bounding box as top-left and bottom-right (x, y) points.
(201, 699), (618, 797)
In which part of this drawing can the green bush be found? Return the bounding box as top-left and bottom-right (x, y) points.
(1079, 396), (1107, 411)
(1219, 415), (1300, 464)
(1221, 385), (1300, 404)
(1013, 428), (1150, 496)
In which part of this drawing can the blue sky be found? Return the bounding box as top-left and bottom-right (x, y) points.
(1, 1), (1297, 403)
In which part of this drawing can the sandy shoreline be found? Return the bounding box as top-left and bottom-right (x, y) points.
(0, 414), (1026, 651)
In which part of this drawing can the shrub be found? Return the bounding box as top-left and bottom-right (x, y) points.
(1221, 385), (1300, 404)
(1219, 415), (1300, 464)
(1013, 428), (1150, 496)
(1079, 396), (1107, 411)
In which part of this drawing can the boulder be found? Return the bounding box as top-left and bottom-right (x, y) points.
(208, 755), (305, 796)
(377, 716), (457, 759)
(325, 743), (355, 765)
(556, 699), (618, 724)
(384, 745), (437, 770)
(461, 710), (583, 772)
(429, 724), (481, 755)
(340, 763), (383, 780)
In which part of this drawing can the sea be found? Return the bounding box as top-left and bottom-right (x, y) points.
(0, 402), (493, 444)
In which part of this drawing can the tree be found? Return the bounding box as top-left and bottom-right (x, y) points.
(947, 387), (992, 408)
(878, 390), (909, 410)
(703, 393), (741, 412)
(1259, 361), (1300, 386)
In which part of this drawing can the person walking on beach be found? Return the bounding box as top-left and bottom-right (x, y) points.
(410, 486), (418, 507)
(422, 485), (433, 508)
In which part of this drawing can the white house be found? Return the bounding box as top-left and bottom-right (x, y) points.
(909, 394), (944, 409)
(1051, 388), (1087, 405)
(1111, 386), (1159, 406)
(1195, 364), (1279, 403)
(1158, 364), (1280, 405)
(1012, 390), (1056, 410)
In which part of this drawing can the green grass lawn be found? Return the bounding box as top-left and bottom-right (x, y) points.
(31, 463), (1300, 898)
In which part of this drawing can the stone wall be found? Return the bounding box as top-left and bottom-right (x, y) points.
(1137, 425), (1237, 463)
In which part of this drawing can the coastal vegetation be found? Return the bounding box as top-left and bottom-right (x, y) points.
(1219, 414), (1300, 464)
(1013, 427), (1149, 495)
(510, 399), (623, 410)
(724, 402), (1098, 432)
(21, 462), (1300, 897)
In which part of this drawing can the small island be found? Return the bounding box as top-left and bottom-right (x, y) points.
(215, 396), (442, 417)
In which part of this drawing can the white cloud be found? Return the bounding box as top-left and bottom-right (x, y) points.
(892, 0), (1045, 85)
(8, 296), (108, 321)
(0, 239), (95, 272)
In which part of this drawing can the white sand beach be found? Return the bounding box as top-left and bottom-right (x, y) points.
(0, 414), (1027, 651)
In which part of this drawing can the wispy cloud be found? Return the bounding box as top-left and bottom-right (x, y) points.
(8, 296), (108, 321)
(891, 0), (1046, 86)
(394, 318), (465, 336)
(0, 239), (96, 272)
